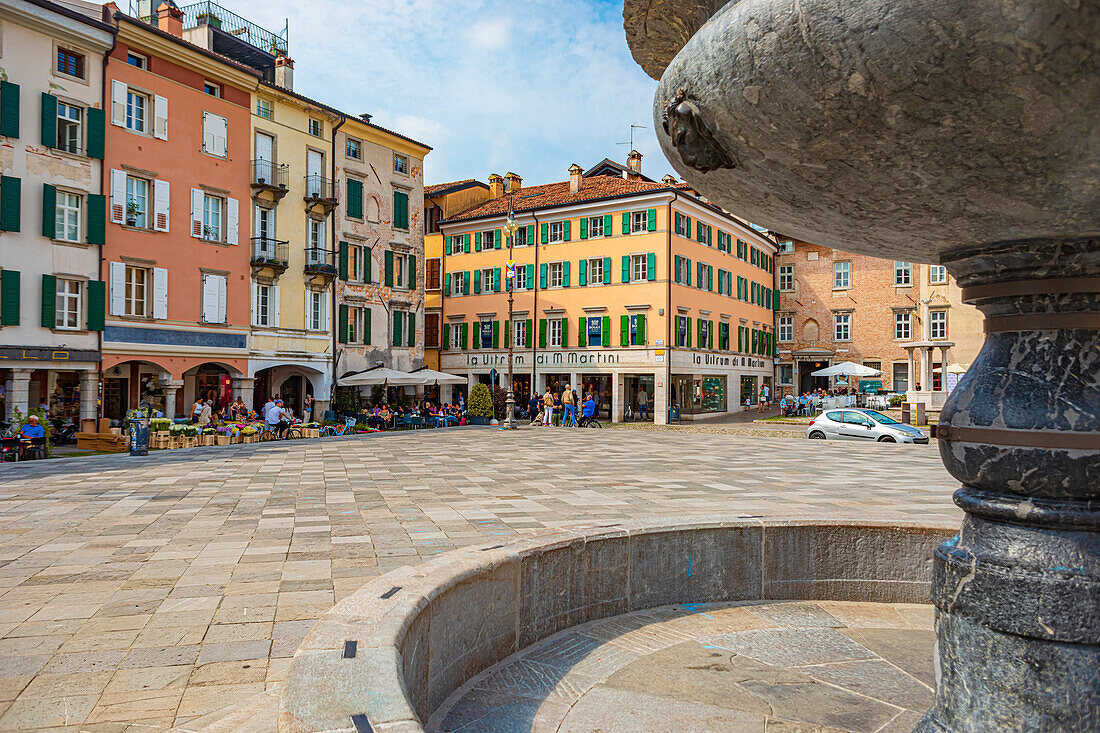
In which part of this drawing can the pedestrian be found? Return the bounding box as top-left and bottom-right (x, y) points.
(303, 393), (313, 423)
(527, 393), (540, 423)
(542, 387), (555, 426)
(638, 387), (649, 421)
(562, 383), (576, 427)
(758, 384), (768, 413)
(191, 398), (203, 424)
(197, 399), (213, 426)
(745, 394), (752, 413)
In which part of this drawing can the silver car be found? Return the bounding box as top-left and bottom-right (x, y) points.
(806, 408), (929, 444)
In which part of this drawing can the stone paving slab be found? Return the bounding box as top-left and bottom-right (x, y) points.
(0, 430), (959, 731)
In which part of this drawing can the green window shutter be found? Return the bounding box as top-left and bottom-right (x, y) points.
(0, 81), (18, 139)
(637, 314), (646, 343)
(561, 317), (568, 348)
(686, 317), (692, 348)
(685, 259), (692, 287)
(697, 262), (702, 288)
(647, 208), (656, 231)
(708, 266), (714, 291)
(773, 288), (781, 310)
(407, 313), (415, 347)
(621, 255), (630, 283)
(580, 217), (588, 240)
(460, 322), (468, 349)
(737, 277), (743, 300)
(674, 211), (681, 234)
(578, 317), (586, 347)
(365, 248), (373, 283)
(562, 260), (570, 287)
(474, 231), (482, 251)
(675, 256), (681, 283)
(40, 274), (56, 328)
(0, 175), (20, 232)
(338, 304), (348, 343)
(0, 269), (19, 325)
(620, 315), (629, 346)
(40, 93), (57, 149)
(464, 233), (471, 253)
(444, 272), (451, 295)
(602, 257), (611, 284)
(603, 213), (612, 235)
(540, 222), (548, 243)
(444, 235), (451, 254)
(41, 183), (56, 239)
(493, 267), (501, 292)
(392, 310), (402, 346)
(563, 220), (571, 241)
(384, 250), (394, 286)
(539, 263), (547, 289)
(86, 280), (105, 331)
(684, 216), (691, 238)
(347, 179), (363, 218)
(442, 322), (450, 349)
(525, 318), (532, 347)
(526, 264), (534, 289)
(526, 224), (534, 244)
(578, 258), (587, 286)
(709, 321), (715, 349)
(621, 212), (629, 234)
(464, 271), (471, 294)
(697, 318), (703, 348)
(338, 241), (349, 280)
(363, 306), (370, 343)
(86, 107), (104, 159)
(408, 255), (416, 286)
(646, 252), (655, 281)
(601, 315), (610, 347)
(708, 225), (713, 244)
(539, 318), (547, 348)
(87, 194), (105, 245)
(393, 190), (409, 229)
(473, 270), (481, 294)
(503, 320), (509, 348)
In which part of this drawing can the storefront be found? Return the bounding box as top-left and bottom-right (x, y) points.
(623, 374), (655, 419)
(579, 374), (612, 418)
(0, 348), (100, 423)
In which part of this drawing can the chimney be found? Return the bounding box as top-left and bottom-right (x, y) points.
(627, 149), (643, 179)
(662, 174), (678, 186)
(568, 164), (583, 194)
(156, 1), (183, 37)
(274, 54), (294, 90)
(504, 171), (521, 193)
(488, 174), (504, 199)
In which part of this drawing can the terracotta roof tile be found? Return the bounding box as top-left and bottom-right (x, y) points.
(443, 175), (671, 222)
(425, 179), (484, 197)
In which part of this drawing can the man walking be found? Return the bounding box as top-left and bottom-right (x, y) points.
(638, 387), (649, 421)
(562, 384), (576, 427)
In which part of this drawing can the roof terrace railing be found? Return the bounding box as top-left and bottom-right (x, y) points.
(131, 0), (289, 56)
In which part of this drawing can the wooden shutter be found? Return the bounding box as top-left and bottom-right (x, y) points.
(460, 322), (468, 349)
(562, 260), (570, 287)
(463, 233), (470, 252)
(0, 175), (20, 232)
(444, 235), (451, 254)
(525, 264), (533, 289)
(473, 270), (481, 294)
(0, 81), (18, 138)
(0, 269), (18, 325)
(563, 220), (571, 241)
(708, 266), (714, 291)
(647, 253), (655, 281)
(384, 250), (394, 286)
(675, 256), (681, 283)
(684, 216), (691, 237)
(152, 179), (170, 232)
(444, 272), (451, 295)
(539, 263), (547, 289)
(540, 222), (548, 243)
(338, 242), (349, 280)
(364, 306), (372, 344)
(86, 280), (105, 331)
(637, 314), (646, 344)
(686, 317), (692, 347)
(40, 274), (56, 328)
(578, 258), (587, 286)
(603, 214), (612, 235)
(338, 304), (348, 343)
(491, 320), (499, 349)
(153, 95), (168, 140)
(40, 93), (57, 148)
(110, 80), (127, 126)
(87, 194), (105, 245)
(539, 319), (547, 348)
(442, 322), (450, 349)
(773, 289), (781, 310)
(580, 217), (588, 239)
(87, 107), (104, 159)
(578, 317), (586, 347)
(525, 318), (532, 347)
(109, 262), (125, 315)
(697, 261), (703, 287)
(365, 247), (373, 283)
(109, 170), (125, 224)
(526, 224), (534, 244)
(41, 183), (56, 239)
(226, 198), (238, 245)
(709, 321), (715, 349)
(190, 188), (203, 237)
(474, 231), (482, 251)
(647, 208), (656, 231)
(493, 267), (501, 292)
(408, 312), (416, 347)
(685, 258), (692, 287)
(561, 317), (568, 348)
(408, 254), (417, 287)
(621, 255), (630, 283)
(347, 178), (363, 218)
(620, 315), (629, 346)
(202, 273), (219, 323)
(152, 267), (168, 319)
(598, 256), (608, 284)
(621, 212), (629, 234)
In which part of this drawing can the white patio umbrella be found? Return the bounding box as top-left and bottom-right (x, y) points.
(933, 363), (970, 374)
(409, 367), (467, 385)
(811, 361), (884, 378)
(337, 366), (425, 387)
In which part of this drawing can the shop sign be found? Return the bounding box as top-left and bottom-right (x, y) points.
(629, 315), (638, 336)
(480, 321), (493, 345)
(587, 319), (602, 337)
(0, 347), (99, 362)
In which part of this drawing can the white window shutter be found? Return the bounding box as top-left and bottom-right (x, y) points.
(215, 115), (227, 157)
(272, 285), (280, 327)
(250, 281), (258, 326)
(190, 188), (203, 237)
(226, 198), (238, 245)
(201, 112), (212, 153)
(201, 274), (215, 323)
(304, 290), (310, 330)
(109, 262), (125, 315)
(111, 81), (127, 126)
(110, 170), (126, 224)
(153, 179), (170, 232)
(153, 95), (168, 140)
(216, 275), (227, 324)
(324, 293), (330, 332)
(152, 267), (168, 319)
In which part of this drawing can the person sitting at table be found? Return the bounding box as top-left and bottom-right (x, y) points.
(19, 414), (45, 441)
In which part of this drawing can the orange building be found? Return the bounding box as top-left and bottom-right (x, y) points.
(438, 154), (777, 423)
(99, 4), (258, 419)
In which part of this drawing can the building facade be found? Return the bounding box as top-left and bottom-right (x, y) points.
(0, 0), (114, 423)
(438, 156), (777, 424)
(773, 236), (982, 404)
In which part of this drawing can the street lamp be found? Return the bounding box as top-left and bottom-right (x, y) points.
(502, 203), (520, 429)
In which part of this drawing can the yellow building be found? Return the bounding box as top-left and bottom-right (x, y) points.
(424, 179), (491, 370)
(438, 154), (777, 423)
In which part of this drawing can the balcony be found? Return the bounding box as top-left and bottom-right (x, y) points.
(304, 247), (337, 284)
(250, 237), (289, 279)
(304, 175), (338, 215)
(251, 160), (289, 202)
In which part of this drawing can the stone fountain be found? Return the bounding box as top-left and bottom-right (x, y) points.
(622, 1), (1098, 730)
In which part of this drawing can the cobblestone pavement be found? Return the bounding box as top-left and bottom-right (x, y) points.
(0, 429), (960, 731)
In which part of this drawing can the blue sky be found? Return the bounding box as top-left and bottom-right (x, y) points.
(213, 0), (675, 186)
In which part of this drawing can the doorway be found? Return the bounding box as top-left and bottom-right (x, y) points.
(798, 361), (829, 395)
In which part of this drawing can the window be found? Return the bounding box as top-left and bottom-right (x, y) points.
(52, 191), (81, 242)
(834, 312), (851, 341)
(202, 194), (223, 241)
(549, 222), (563, 243)
(892, 363), (909, 392)
(894, 312), (911, 340)
(124, 265), (147, 317)
(480, 268), (494, 292)
(481, 230), (497, 250)
(514, 226), (528, 247)
(513, 265), (528, 290)
(126, 52), (146, 69)
(930, 310), (948, 339)
(254, 205), (275, 242)
(203, 82), (221, 98)
(126, 90), (147, 133)
(426, 258), (441, 290)
(587, 257), (603, 285)
(56, 102), (82, 154)
(308, 218), (325, 251)
(347, 244), (362, 282)
(56, 48), (84, 78)
(547, 261), (563, 288)
(930, 265), (947, 285)
(777, 240), (794, 253)
(509, 319), (526, 348)
(307, 118), (323, 137)
(125, 176), (149, 228)
(256, 98), (273, 120)
(478, 319), (493, 348)
(863, 361), (882, 375)
(307, 290), (324, 330)
(778, 364), (793, 384)
(425, 313), (440, 348)
(586, 316), (603, 346)
(895, 260), (912, 286)
(588, 216), (604, 238)
(450, 322), (464, 348)
(346, 138), (362, 159)
(631, 254), (647, 282)
(202, 112), (228, 157)
(547, 318), (562, 347)
(834, 261), (850, 288)
(255, 283), (274, 326)
(347, 306), (364, 343)
(394, 153), (409, 174)
(630, 210), (647, 233)
(392, 253), (405, 288)
(778, 264), (794, 291)
(778, 315), (793, 342)
(55, 279), (81, 329)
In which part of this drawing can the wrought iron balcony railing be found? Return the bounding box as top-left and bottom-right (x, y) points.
(251, 159), (288, 189)
(251, 237), (289, 267)
(303, 175), (336, 202)
(303, 247), (337, 276)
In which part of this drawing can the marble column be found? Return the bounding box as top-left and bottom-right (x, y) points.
(941, 346), (952, 393)
(8, 369), (31, 420)
(611, 372), (624, 423)
(906, 348), (915, 395)
(162, 380), (183, 419)
(79, 371), (98, 422)
(653, 372), (669, 425)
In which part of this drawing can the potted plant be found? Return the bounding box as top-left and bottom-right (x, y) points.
(467, 384), (493, 425)
(196, 12), (221, 29)
(125, 197), (141, 226)
(200, 427), (216, 446)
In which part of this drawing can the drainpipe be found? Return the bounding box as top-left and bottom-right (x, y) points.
(328, 112), (346, 410)
(97, 11), (120, 423)
(530, 211), (540, 393)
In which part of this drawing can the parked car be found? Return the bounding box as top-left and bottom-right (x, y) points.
(806, 408), (929, 443)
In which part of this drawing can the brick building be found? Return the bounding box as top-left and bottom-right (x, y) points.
(774, 237), (981, 401)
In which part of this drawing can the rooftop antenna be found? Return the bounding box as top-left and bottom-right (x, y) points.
(617, 124), (647, 151)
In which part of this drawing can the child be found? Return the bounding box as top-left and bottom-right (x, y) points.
(744, 395), (752, 412)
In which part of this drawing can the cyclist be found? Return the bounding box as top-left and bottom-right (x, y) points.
(580, 392), (597, 427)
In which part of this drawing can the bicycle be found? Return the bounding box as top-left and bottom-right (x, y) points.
(259, 425), (303, 441)
(320, 417), (357, 437)
(622, 405), (635, 422)
(577, 415), (602, 428)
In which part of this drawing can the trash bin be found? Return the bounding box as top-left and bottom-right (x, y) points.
(668, 405), (681, 424)
(129, 416), (149, 456)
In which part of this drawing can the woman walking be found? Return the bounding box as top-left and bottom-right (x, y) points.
(542, 387), (555, 427)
